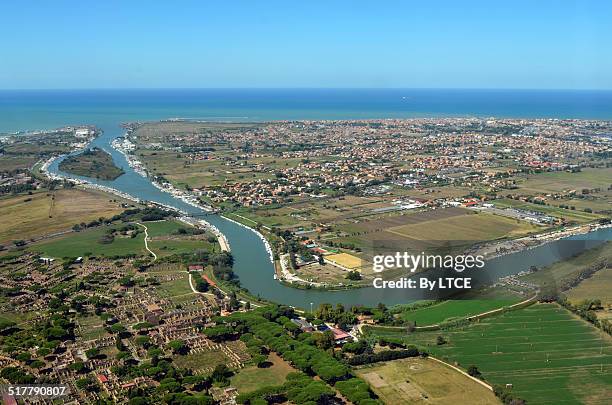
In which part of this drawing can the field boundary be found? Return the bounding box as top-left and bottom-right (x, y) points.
(427, 356), (493, 391)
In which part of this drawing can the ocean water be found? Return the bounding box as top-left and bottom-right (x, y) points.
(1, 88), (612, 133)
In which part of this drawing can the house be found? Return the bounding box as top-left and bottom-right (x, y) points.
(291, 318), (314, 332)
(329, 327), (352, 344)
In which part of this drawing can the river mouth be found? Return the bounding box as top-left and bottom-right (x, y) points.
(44, 123), (611, 310)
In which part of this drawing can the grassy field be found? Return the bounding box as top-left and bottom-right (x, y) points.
(333, 208), (538, 257)
(172, 348), (232, 371)
(143, 219), (216, 257)
(396, 300), (519, 326)
(155, 274), (193, 298)
(367, 304), (611, 405)
(355, 357), (499, 405)
(30, 226), (147, 258)
(517, 168), (612, 195)
(77, 314), (109, 341)
(230, 353), (295, 393)
(142, 220), (189, 237)
(385, 211), (536, 242)
(0, 188), (126, 245)
(566, 267), (612, 306)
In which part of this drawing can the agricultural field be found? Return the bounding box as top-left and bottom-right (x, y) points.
(230, 353), (295, 394)
(394, 299), (519, 327)
(367, 304), (611, 405)
(355, 357), (499, 405)
(333, 207), (538, 256)
(383, 211), (535, 242)
(0, 188), (126, 245)
(566, 267), (612, 307)
(516, 168), (612, 196)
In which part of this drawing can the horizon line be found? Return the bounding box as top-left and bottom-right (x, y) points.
(1, 87), (612, 92)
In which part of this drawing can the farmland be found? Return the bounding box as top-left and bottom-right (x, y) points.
(366, 304), (612, 405)
(394, 299), (519, 326)
(333, 207), (538, 256)
(355, 357), (499, 405)
(0, 188), (126, 245)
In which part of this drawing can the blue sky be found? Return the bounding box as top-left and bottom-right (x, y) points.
(1, 1), (610, 89)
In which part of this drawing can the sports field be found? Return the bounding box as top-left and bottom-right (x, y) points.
(355, 357), (499, 405)
(325, 252), (362, 269)
(382, 304), (612, 405)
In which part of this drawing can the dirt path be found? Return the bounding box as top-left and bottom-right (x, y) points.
(136, 222), (157, 261)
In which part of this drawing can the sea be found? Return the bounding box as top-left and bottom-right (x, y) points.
(1, 88), (612, 133)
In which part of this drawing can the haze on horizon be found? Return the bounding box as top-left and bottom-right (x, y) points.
(1, 0), (611, 90)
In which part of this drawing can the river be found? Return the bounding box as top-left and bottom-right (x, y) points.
(45, 123), (612, 309)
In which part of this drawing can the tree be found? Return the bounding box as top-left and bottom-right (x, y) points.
(168, 340), (188, 355)
(211, 364), (232, 384)
(85, 347), (100, 359)
(312, 331), (335, 350)
(346, 271), (362, 281)
(467, 365), (482, 379)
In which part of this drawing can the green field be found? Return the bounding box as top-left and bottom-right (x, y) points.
(367, 304), (611, 404)
(395, 300), (518, 326)
(155, 274), (193, 298)
(230, 353), (295, 393)
(30, 226), (147, 258)
(143, 220), (189, 237)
